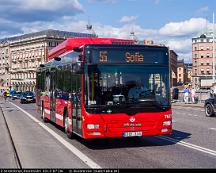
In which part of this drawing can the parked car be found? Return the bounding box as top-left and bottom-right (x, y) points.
(204, 97), (216, 117)
(11, 91), (22, 100)
(20, 91), (36, 104)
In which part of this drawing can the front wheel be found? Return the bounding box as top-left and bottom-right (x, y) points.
(205, 104), (215, 117)
(64, 111), (73, 139)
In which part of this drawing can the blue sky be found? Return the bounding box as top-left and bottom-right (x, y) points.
(0, 0), (216, 62)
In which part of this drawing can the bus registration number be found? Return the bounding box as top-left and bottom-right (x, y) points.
(123, 131), (142, 137)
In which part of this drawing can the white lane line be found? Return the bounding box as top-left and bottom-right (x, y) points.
(209, 128), (216, 131)
(9, 102), (101, 169)
(156, 136), (216, 157)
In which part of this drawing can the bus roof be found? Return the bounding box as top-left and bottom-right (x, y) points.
(48, 37), (135, 60)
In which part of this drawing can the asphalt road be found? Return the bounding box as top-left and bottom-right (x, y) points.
(1, 98), (216, 168)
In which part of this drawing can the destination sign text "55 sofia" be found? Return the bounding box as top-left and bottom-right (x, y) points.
(99, 51), (144, 63)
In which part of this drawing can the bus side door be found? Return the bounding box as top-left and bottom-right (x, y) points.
(50, 69), (56, 122)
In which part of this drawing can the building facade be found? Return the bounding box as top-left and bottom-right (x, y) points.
(170, 50), (178, 87)
(192, 30), (216, 89)
(0, 29), (96, 91)
(185, 63), (192, 83)
(0, 41), (10, 90)
(177, 60), (187, 85)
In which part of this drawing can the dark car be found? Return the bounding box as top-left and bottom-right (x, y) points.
(20, 91), (36, 104)
(204, 97), (216, 117)
(11, 91), (22, 100)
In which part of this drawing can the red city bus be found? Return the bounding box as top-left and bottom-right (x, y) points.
(36, 37), (172, 139)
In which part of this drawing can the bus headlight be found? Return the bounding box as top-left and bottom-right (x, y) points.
(163, 121), (171, 126)
(87, 124), (99, 129)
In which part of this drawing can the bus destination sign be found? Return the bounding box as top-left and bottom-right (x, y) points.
(88, 47), (168, 65)
(98, 51), (144, 63)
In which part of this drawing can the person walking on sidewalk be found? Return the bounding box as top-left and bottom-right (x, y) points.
(3, 90), (7, 102)
(183, 87), (190, 104)
(191, 87), (196, 103)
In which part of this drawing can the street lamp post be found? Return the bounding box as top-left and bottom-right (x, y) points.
(213, 12), (215, 83)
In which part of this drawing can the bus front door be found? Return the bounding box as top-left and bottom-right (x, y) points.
(72, 75), (82, 136)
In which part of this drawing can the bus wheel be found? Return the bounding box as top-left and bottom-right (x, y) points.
(205, 104), (215, 117)
(64, 111), (73, 139)
(42, 107), (48, 122)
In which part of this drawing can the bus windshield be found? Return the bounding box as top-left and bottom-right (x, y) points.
(85, 65), (170, 113)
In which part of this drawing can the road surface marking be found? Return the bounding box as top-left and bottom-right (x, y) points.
(209, 128), (216, 131)
(156, 135), (216, 157)
(9, 102), (101, 169)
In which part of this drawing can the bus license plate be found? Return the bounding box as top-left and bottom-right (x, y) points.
(123, 131), (142, 137)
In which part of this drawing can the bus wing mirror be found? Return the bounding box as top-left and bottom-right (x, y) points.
(54, 57), (61, 61)
(73, 47), (83, 52)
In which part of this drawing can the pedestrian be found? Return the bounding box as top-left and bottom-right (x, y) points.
(6, 89), (10, 98)
(183, 87), (190, 104)
(3, 90), (7, 102)
(191, 87), (196, 103)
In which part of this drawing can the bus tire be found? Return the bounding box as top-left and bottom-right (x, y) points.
(205, 104), (215, 117)
(42, 104), (48, 122)
(64, 109), (73, 139)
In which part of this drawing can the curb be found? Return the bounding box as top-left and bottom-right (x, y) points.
(172, 103), (204, 108)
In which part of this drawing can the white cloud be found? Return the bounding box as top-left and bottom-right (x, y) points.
(120, 16), (138, 24)
(159, 18), (208, 37)
(165, 39), (191, 52)
(19, 0), (83, 11)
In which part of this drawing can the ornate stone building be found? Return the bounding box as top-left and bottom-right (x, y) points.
(0, 41), (10, 90)
(0, 29), (96, 91)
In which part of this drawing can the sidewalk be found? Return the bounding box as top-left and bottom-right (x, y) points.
(172, 101), (204, 108)
(0, 104), (18, 168)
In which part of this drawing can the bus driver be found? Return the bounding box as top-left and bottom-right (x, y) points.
(128, 81), (148, 100)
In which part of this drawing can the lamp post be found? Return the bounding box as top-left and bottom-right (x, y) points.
(213, 12), (215, 83)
